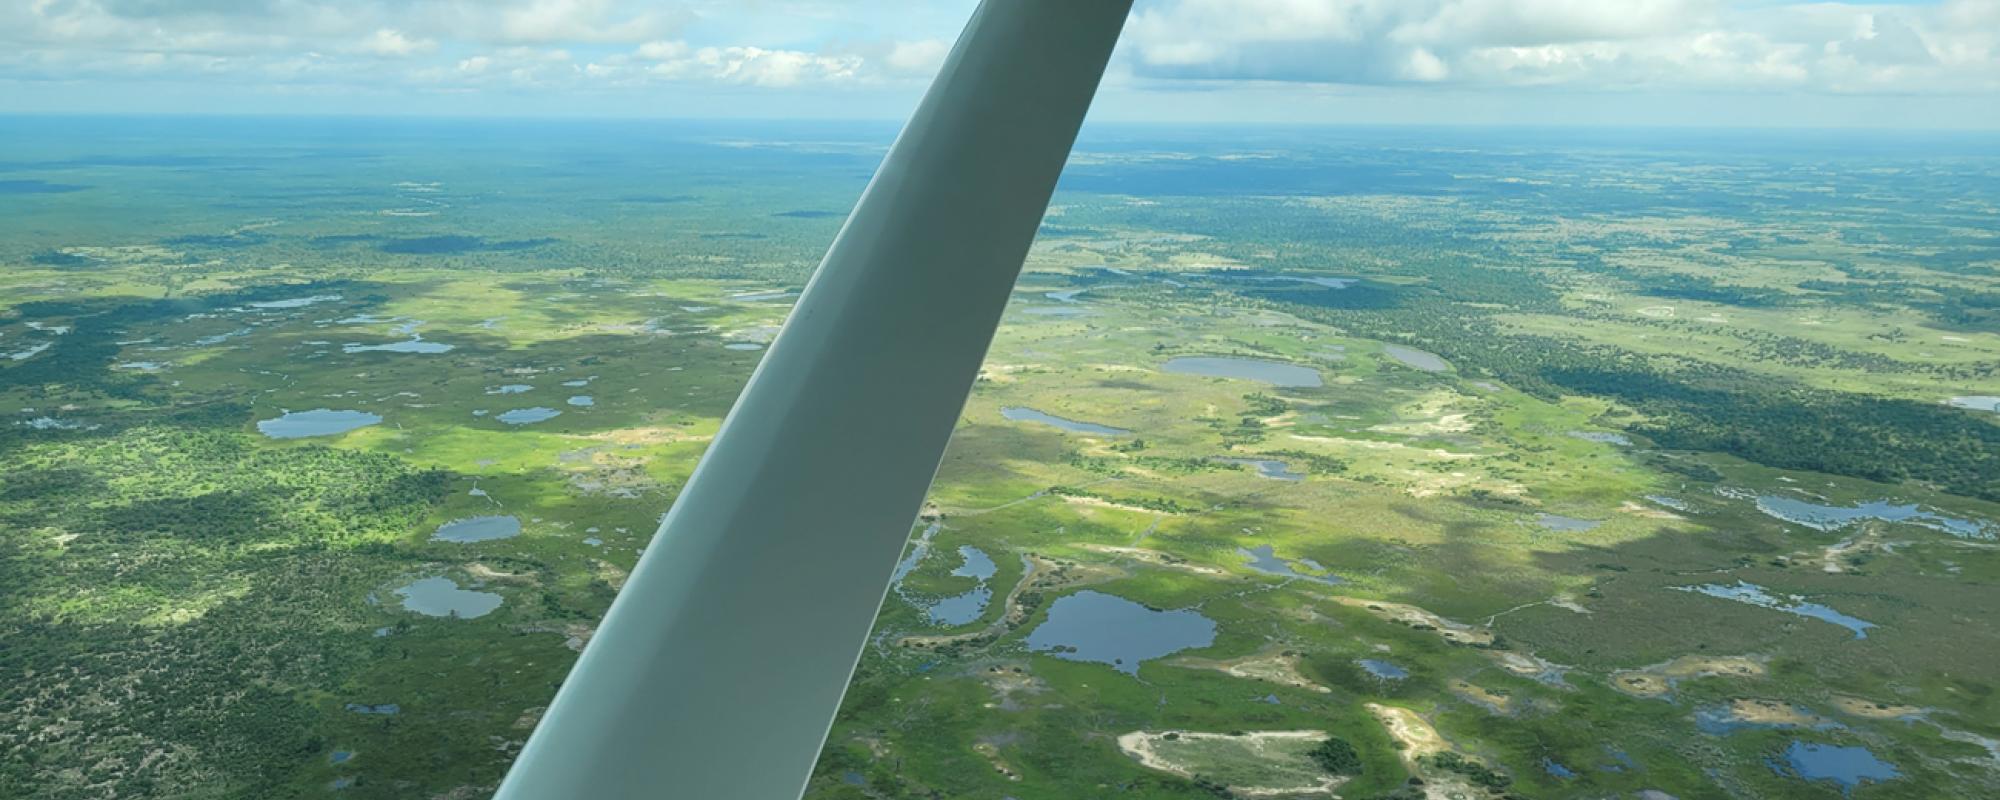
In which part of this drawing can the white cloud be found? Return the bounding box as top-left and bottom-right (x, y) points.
(1125, 0), (2000, 94)
(1, 0), (1995, 120)
(359, 29), (435, 58)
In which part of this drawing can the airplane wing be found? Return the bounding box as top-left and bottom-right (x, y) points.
(494, 1), (1134, 797)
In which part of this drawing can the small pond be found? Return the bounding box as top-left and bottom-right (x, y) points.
(1568, 431), (1631, 446)
(394, 577), (502, 619)
(1947, 396), (1999, 413)
(1238, 544), (1343, 584)
(1026, 590), (1215, 675)
(1163, 356), (1322, 388)
(344, 337), (452, 354)
(1774, 741), (1898, 791)
(486, 384), (532, 394)
(1382, 344), (1449, 372)
(567, 395), (594, 407)
(1756, 495), (1994, 540)
(344, 703), (399, 715)
(257, 409), (381, 439)
(1020, 305), (1092, 317)
(248, 294), (341, 310)
(926, 546), (998, 626)
(1001, 406), (1129, 435)
(432, 515), (522, 543)
(1358, 659), (1409, 680)
(1537, 513), (1602, 532)
(497, 407), (562, 425)
(1677, 581), (1875, 639)
(1215, 457), (1304, 481)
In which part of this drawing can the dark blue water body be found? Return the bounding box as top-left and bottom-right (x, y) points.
(1026, 591), (1215, 675)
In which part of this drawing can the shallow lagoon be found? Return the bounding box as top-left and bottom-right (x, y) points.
(497, 407), (561, 425)
(394, 577), (502, 619)
(257, 409), (380, 439)
(432, 515), (521, 543)
(1382, 344), (1449, 372)
(1756, 495), (1994, 540)
(1026, 590), (1216, 675)
(1537, 513), (1602, 532)
(1001, 406), (1129, 435)
(1678, 581), (1876, 639)
(925, 546), (998, 626)
(1238, 545), (1343, 584)
(1775, 741), (1898, 791)
(1215, 457), (1304, 481)
(1358, 659), (1409, 680)
(1947, 396), (1999, 413)
(344, 336), (452, 354)
(1163, 356), (1322, 388)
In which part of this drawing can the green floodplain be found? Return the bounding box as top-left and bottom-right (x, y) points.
(2, 117), (1998, 799)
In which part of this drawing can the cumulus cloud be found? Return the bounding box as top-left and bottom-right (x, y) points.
(358, 29), (434, 57)
(1124, 0), (2000, 93)
(3, 0), (1995, 113)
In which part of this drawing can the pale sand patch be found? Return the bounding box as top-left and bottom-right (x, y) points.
(465, 562), (532, 582)
(590, 559), (629, 591)
(1611, 653), (1767, 698)
(1729, 698), (1825, 727)
(1174, 651), (1332, 694)
(972, 742), (1022, 781)
(1831, 695), (1925, 720)
(1083, 544), (1225, 575)
(1450, 680), (1515, 714)
(1325, 595), (1495, 647)
(575, 426), (709, 446)
(1621, 500), (1684, 520)
(1117, 730), (1343, 798)
(1366, 704), (1482, 800)
(1064, 495), (1185, 515)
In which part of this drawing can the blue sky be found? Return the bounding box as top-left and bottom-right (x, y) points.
(4, 0), (1997, 127)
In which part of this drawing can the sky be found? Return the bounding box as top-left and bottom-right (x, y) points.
(4, 0), (1999, 128)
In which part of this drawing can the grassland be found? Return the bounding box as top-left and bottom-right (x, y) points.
(2, 119), (1997, 799)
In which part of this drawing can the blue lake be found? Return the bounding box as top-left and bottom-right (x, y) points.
(1358, 659), (1409, 680)
(1756, 495), (1994, 540)
(926, 546), (998, 626)
(1537, 513), (1602, 532)
(1678, 581), (1876, 639)
(257, 409), (381, 439)
(1001, 406), (1129, 435)
(1948, 396), (1999, 413)
(1775, 741), (1898, 791)
(567, 395), (594, 407)
(497, 407), (561, 425)
(344, 337), (452, 354)
(395, 577), (502, 619)
(1215, 457), (1304, 481)
(432, 515), (521, 543)
(1382, 344), (1449, 372)
(1026, 591), (1216, 675)
(248, 294), (341, 310)
(1163, 356), (1322, 388)
(1238, 544), (1343, 584)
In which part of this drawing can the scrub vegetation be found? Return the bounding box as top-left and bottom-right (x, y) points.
(2, 119), (1997, 799)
